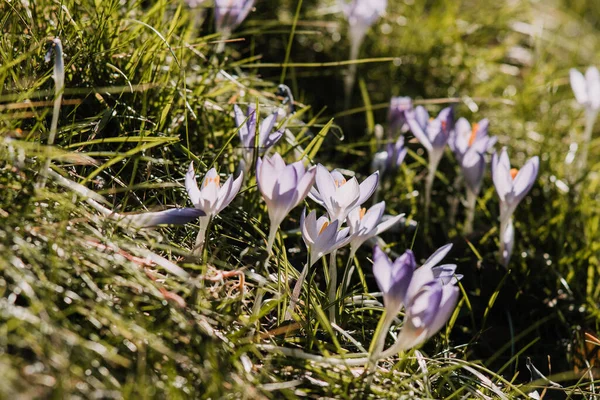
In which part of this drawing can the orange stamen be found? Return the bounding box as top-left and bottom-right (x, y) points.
(203, 176), (220, 187)
(318, 221), (329, 235)
(510, 168), (518, 180)
(468, 123), (479, 147)
(359, 208), (366, 220)
(334, 178), (347, 188)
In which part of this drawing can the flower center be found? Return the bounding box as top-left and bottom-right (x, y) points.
(204, 176), (220, 187)
(359, 207), (366, 220)
(318, 221), (329, 235)
(334, 178), (347, 188)
(510, 168), (518, 180)
(468, 123), (479, 147)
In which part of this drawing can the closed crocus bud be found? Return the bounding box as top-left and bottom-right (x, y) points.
(301, 209), (351, 267)
(234, 104), (284, 173)
(388, 96), (413, 133)
(185, 162), (244, 254)
(309, 165), (379, 222)
(491, 148), (538, 267)
(372, 246), (415, 316)
(570, 67), (600, 112)
(407, 106), (454, 216)
(214, 0), (255, 34)
(346, 202), (404, 257)
(256, 153), (316, 254)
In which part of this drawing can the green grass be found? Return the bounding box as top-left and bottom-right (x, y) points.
(1, 0), (600, 398)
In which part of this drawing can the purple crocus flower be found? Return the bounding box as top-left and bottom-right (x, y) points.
(450, 118), (497, 234)
(341, 0), (387, 98)
(214, 0), (255, 34)
(347, 202), (404, 257)
(309, 165), (379, 222)
(406, 106), (454, 215)
(234, 104), (284, 173)
(301, 209), (352, 267)
(491, 148), (539, 267)
(185, 162), (244, 254)
(372, 245), (415, 316)
(450, 118), (497, 192)
(388, 96), (413, 133)
(288, 209), (351, 317)
(383, 244), (460, 353)
(256, 153), (316, 254)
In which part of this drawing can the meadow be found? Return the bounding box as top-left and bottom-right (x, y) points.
(1, 0), (599, 398)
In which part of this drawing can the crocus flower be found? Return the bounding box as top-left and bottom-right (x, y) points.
(450, 118), (496, 191)
(569, 67), (600, 177)
(406, 106), (454, 216)
(234, 104), (284, 173)
(256, 153), (316, 254)
(388, 96), (413, 133)
(491, 148), (539, 267)
(347, 202), (404, 257)
(372, 246), (416, 317)
(341, 0), (387, 98)
(186, 162), (243, 254)
(301, 210), (352, 267)
(214, 0), (255, 34)
(570, 67), (600, 113)
(309, 165), (379, 222)
(382, 244), (460, 353)
(450, 118), (497, 234)
(287, 209), (351, 318)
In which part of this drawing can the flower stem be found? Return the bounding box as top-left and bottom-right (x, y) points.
(499, 215), (513, 268)
(266, 223), (279, 255)
(578, 108), (598, 178)
(463, 187), (478, 235)
(367, 311), (395, 370)
(286, 262), (310, 320)
(424, 159), (436, 227)
(327, 250), (338, 324)
(193, 216), (211, 257)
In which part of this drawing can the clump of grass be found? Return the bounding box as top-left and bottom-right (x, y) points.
(1, 0), (600, 398)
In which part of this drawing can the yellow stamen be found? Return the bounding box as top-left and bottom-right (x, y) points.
(468, 123), (479, 147)
(510, 168), (518, 180)
(359, 208), (366, 219)
(318, 221), (329, 235)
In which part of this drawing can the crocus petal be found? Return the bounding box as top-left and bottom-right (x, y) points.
(512, 156), (539, 202)
(492, 149), (512, 202)
(314, 164), (338, 212)
(372, 245), (393, 293)
(356, 171), (379, 206)
(461, 150), (485, 193)
(423, 284), (460, 341)
(373, 213), (404, 236)
(234, 104), (252, 147)
(408, 110), (432, 151)
(215, 172), (243, 213)
(119, 208), (205, 228)
(422, 243), (453, 270)
(185, 162), (201, 206)
(570, 68), (588, 106)
(586, 66), (600, 110)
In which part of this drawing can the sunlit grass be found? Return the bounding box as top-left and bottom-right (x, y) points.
(1, 0), (599, 398)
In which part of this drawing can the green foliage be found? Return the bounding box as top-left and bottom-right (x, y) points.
(1, 0), (599, 398)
